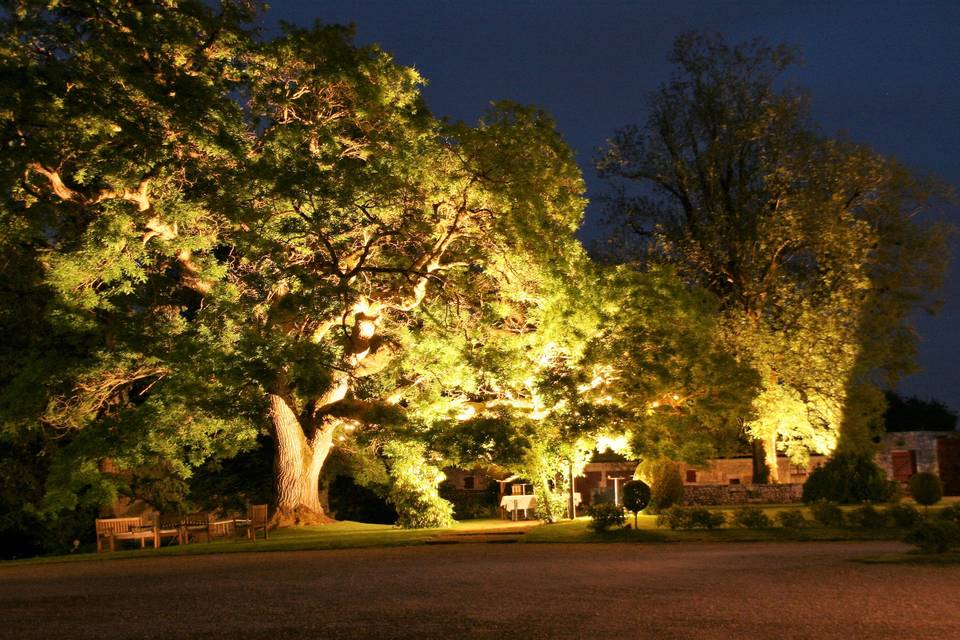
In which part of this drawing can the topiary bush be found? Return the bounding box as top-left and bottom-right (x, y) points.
(908, 472), (943, 508)
(732, 506), (772, 529)
(588, 502), (626, 532)
(846, 504), (887, 528)
(776, 509), (809, 529)
(656, 505), (725, 530)
(905, 519), (960, 554)
(810, 501), (845, 527)
(802, 452), (898, 504)
(622, 480), (651, 528)
(886, 503), (921, 528)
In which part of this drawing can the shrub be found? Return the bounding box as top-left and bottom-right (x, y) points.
(732, 506), (771, 529)
(846, 504), (887, 528)
(908, 472), (943, 507)
(588, 502), (626, 532)
(802, 452), (898, 504)
(656, 505), (725, 530)
(886, 503), (921, 528)
(776, 509), (809, 529)
(647, 460), (684, 512)
(622, 480), (651, 528)
(810, 501), (845, 527)
(905, 519), (960, 554)
(937, 503), (960, 524)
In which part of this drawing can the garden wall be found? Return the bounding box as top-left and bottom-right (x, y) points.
(681, 483), (803, 506)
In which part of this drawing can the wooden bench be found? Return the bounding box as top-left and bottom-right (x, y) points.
(179, 512), (237, 544)
(153, 513), (185, 547)
(95, 517), (157, 552)
(234, 504), (269, 541)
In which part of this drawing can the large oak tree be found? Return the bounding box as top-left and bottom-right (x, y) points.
(1, 1), (592, 527)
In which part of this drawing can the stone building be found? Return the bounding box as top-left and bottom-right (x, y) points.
(877, 431), (960, 494)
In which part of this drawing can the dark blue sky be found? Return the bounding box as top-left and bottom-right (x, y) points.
(264, 1), (960, 410)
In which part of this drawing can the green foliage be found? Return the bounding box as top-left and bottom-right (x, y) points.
(587, 502), (626, 532)
(732, 506), (772, 529)
(641, 459), (685, 512)
(809, 501), (845, 527)
(0, 0), (600, 539)
(776, 509), (809, 529)
(908, 472), (943, 507)
(382, 441), (454, 529)
(886, 503), (922, 528)
(846, 504), (887, 528)
(905, 519), (960, 554)
(802, 453), (898, 504)
(656, 505), (726, 530)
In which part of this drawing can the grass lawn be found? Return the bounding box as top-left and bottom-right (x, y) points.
(4, 518), (536, 567)
(524, 516), (905, 544)
(7, 500), (958, 567)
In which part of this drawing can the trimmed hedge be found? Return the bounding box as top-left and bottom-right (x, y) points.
(802, 452), (898, 504)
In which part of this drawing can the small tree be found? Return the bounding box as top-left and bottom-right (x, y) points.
(908, 472), (943, 511)
(642, 459), (684, 512)
(622, 480), (651, 528)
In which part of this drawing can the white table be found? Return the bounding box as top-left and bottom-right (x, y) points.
(499, 493), (582, 520)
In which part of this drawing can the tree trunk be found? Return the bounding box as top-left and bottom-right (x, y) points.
(764, 431), (780, 483)
(269, 393), (335, 527)
(751, 438), (769, 484)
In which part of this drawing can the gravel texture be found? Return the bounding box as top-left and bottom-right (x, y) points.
(1, 541), (958, 639)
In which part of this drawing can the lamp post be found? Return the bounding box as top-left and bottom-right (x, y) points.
(609, 476), (626, 506)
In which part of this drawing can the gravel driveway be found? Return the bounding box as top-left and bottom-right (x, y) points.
(1, 541), (958, 639)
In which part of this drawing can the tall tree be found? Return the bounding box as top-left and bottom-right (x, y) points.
(599, 33), (950, 480)
(0, 0), (261, 522)
(1, 1), (594, 528)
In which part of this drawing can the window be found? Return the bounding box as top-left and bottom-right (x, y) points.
(463, 476), (475, 490)
(685, 469), (697, 483)
(729, 478), (740, 485)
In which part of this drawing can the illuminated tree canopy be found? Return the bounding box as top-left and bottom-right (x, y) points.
(600, 32), (950, 480)
(0, 5), (952, 554)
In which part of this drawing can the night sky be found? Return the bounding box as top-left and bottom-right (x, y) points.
(263, 1), (960, 411)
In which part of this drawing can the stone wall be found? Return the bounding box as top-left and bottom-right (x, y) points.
(877, 431), (942, 477)
(680, 455), (828, 486)
(681, 483), (804, 506)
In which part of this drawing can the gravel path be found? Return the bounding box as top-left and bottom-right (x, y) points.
(1, 541), (958, 639)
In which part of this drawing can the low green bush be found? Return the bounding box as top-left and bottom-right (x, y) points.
(656, 505), (726, 530)
(937, 503), (960, 524)
(776, 509), (809, 529)
(587, 502), (626, 532)
(732, 506), (772, 529)
(886, 503), (921, 528)
(802, 452), (898, 504)
(905, 519), (960, 554)
(810, 501), (845, 527)
(908, 472), (943, 508)
(846, 504), (887, 528)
